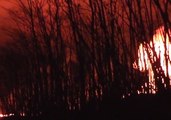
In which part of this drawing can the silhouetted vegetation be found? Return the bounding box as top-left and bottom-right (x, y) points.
(0, 0), (171, 119)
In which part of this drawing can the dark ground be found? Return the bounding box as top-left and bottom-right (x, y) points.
(2, 94), (171, 120)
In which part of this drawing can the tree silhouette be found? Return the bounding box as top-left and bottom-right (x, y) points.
(0, 0), (171, 119)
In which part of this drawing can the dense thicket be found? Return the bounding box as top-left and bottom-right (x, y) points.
(0, 0), (171, 116)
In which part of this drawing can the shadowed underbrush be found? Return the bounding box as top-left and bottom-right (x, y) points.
(2, 93), (171, 120)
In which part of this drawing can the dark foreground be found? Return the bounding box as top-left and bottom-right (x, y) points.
(2, 94), (171, 120)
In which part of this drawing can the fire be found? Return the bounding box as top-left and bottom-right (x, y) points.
(134, 26), (171, 94)
(0, 113), (14, 118)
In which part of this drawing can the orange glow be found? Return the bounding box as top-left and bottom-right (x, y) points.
(0, 0), (16, 43)
(0, 113), (14, 118)
(134, 26), (171, 94)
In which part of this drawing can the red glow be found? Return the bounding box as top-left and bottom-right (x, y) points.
(0, 113), (14, 118)
(134, 26), (171, 93)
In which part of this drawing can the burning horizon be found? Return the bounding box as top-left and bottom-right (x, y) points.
(134, 26), (171, 94)
(1, 0), (171, 118)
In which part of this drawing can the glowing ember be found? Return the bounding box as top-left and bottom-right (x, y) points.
(134, 26), (171, 94)
(0, 112), (25, 118)
(0, 113), (14, 118)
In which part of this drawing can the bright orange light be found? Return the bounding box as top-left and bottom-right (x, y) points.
(0, 113), (14, 118)
(134, 26), (171, 94)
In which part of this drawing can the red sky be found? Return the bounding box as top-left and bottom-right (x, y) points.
(0, 0), (14, 44)
(0, 0), (171, 44)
